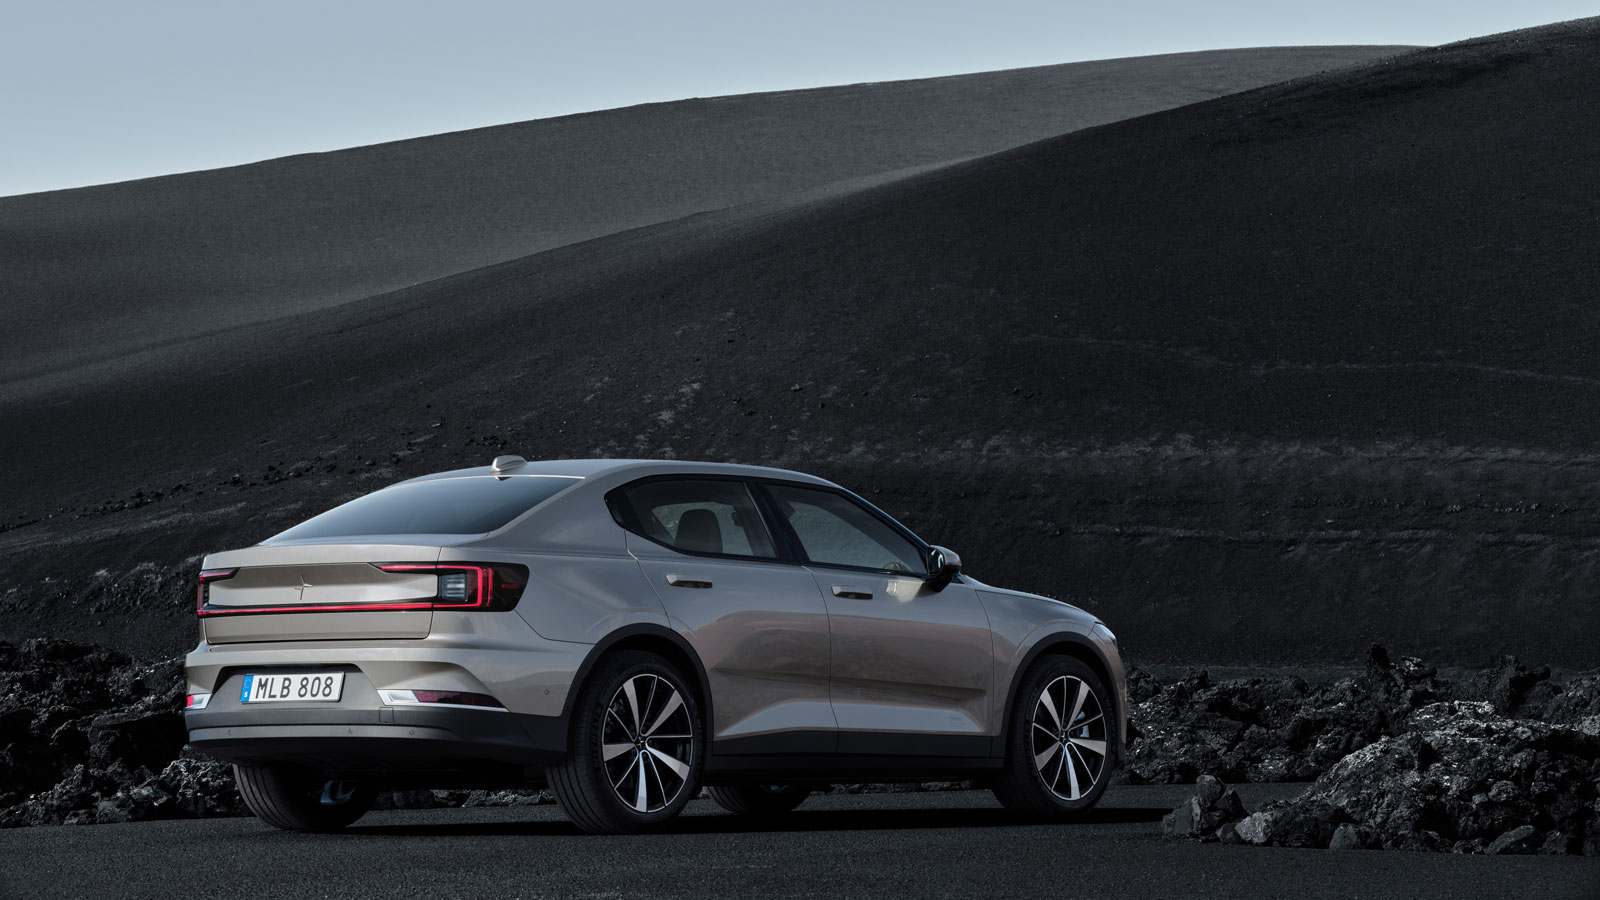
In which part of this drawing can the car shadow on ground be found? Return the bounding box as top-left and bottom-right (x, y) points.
(340, 803), (1167, 838)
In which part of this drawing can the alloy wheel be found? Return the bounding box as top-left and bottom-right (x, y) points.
(1029, 675), (1108, 801)
(601, 673), (695, 813)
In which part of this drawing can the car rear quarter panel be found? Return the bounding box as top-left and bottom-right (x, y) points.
(507, 552), (670, 644)
(453, 485), (670, 644)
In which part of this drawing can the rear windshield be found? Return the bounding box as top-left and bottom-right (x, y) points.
(265, 475), (578, 542)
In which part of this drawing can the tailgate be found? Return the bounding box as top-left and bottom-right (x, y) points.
(201, 544), (443, 644)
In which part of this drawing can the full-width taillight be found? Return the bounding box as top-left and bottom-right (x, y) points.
(195, 562), (527, 617)
(372, 563), (528, 611)
(196, 568), (238, 615)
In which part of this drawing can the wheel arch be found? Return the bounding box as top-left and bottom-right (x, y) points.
(996, 632), (1121, 765)
(563, 624), (714, 738)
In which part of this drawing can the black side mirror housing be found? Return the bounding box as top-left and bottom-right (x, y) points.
(926, 545), (963, 592)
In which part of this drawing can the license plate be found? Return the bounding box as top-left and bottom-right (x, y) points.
(240, 672), (345, 703)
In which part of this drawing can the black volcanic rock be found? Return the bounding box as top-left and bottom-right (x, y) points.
(1457, 656), (1566, 720)
(1126, 647), (1451, 783)
(1226, 702), (1600, 854)
(1541, 674), (1600, 732)
(1162, 774), (1248, 838)
(0, 640), (197, 825)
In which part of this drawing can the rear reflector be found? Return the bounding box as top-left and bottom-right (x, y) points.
(378, 688), (505, 710)
(186, 693), (211, 709)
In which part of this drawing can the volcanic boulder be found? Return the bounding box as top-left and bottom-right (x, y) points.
(1162, 774), (1249, 839)
(1126, 647), (1450, 783)
(1230, 702), (1600, 855)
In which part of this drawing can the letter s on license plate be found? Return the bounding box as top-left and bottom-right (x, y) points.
(240, 672), (345, 703)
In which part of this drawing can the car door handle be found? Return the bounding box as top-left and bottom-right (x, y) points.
(666, 575), (713, 589)
(831, 586), (872, 600)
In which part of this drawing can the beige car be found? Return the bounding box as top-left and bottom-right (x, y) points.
(184, 457), (1126, 833)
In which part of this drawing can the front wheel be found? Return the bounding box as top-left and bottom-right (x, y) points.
(233, 763), (375, 831)
(707, 783), (811, 817)
(547, 650), (704, 834)
(991, 656), (1113, 817)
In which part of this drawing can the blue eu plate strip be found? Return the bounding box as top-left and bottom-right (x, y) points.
(240, 674), (254, 703)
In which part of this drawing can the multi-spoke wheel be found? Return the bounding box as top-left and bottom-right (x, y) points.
(548, 650), (703, 833)
(991, 656), (1113, 817)
(600, 670), (696, 814)
(234, 763), (375, 832)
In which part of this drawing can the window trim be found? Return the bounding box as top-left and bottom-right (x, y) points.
(751, 478), (935, 578)
(604, 474), (797, 565)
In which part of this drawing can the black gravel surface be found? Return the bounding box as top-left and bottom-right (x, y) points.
(1, 787), (1594, 900)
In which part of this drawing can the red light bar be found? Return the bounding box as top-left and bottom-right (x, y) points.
(198, 600), (437, 617)
(195, 562), (526, 617)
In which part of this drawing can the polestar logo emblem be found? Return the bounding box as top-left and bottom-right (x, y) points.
(296, 572), (312, 600)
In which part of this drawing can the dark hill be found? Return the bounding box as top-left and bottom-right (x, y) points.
(3, 23), (1597, 666)
(0, 47), (1405, 387)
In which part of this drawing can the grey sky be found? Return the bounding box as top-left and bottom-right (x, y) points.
(1, 1), (1591, 198)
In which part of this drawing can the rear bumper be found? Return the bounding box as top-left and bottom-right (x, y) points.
(185, 661), (572, 782)
(187, 703), (567, 775)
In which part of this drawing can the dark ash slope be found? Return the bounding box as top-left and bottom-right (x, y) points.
(0, 47), (1404, 387)
(3, 23), (1598, 665)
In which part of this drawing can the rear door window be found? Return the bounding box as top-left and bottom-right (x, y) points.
(613, 479), (777, 559)
(762, 483), (926, 574)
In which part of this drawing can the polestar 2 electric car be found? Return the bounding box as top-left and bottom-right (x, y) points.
(184, 457), (1126, 833)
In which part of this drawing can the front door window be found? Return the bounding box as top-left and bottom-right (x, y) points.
(763, 483), (925, 573)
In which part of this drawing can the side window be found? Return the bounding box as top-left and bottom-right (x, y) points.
(764, 483), (925, 574)
(616, 479), (777, 559)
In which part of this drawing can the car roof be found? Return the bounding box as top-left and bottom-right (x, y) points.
(395, 458), (840, 487)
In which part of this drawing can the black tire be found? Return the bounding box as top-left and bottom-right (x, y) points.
(707, 784), (811, 817)
(234, 763), (374, 832)
(547, 650), (704, 834)
(991, 656), (1114, 818)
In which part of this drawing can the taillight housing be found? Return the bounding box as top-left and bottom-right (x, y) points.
(196, 568), (238, 614)
(373, 563), (528, 611)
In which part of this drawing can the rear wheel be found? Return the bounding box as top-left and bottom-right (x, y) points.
(991, 656), (1113, 818)
(707, 784), (811, 817)
(234, 763), (375, 831)
(547, 650), (704, 834)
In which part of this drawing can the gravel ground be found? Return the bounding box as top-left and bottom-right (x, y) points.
(1, 786), (1595, 900)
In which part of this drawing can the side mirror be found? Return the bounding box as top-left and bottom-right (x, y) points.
(926, 545), (963, 592)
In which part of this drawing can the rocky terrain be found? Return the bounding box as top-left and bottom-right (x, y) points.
(1145, 649), (1600, 855)
(4, 636), (1595, 856)
(0, 641), (244, 826)
(1127, 646), (1600, 784)
(1165, 701), (1600, 855)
